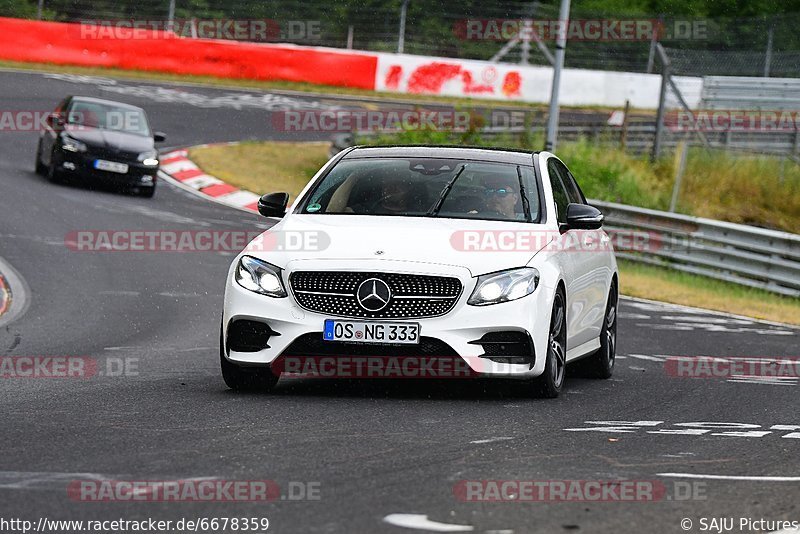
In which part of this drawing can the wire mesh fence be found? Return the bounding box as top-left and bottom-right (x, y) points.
(4, 0), (800, 77)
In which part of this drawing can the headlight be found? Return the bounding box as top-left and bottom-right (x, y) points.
(138, 150), (159, 166)
(468, 267), (540, 306)
(234, 256), (287, 298)
(61, 137), (87, 153)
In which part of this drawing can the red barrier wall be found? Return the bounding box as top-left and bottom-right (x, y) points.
(0, 17), (378, 89)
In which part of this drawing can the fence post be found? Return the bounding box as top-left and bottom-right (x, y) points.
(620, 99), (630, 150)
(167, 0), (176, 32)
(397, 0), (409, 53)
(37, 0), (44, 20)
(651, 44), (671, 162)
(646, 15), (662, 73)
(764, 22), (774, 78)
(346, 25), (354, 49)
(545, 0), (571, 152)
(669, 141), (689, 212)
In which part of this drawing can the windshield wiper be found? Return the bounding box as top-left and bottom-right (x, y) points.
(427, 164), (467, 217)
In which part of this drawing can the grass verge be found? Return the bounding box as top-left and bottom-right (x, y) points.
(188, 141), (330, 202)
(618, 259), (799, 325)
(188, 140), (800, 326)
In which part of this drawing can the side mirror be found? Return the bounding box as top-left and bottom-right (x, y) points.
(153, 132), (167, 143)
(564, 203), (603, 230)
(257, 192), (289, 218)
(47, 113), (64, 128)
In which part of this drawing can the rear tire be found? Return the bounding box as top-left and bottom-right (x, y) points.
(532, 290), (567, 398)
(220, 324), (278, 392)
(580, 282), (618, 379)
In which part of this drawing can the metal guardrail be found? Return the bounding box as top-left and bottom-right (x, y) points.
(700, 76), (800, 110)
(591, 199), (800, 298)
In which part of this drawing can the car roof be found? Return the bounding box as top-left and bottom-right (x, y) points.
(68, 96), (145, 112)
(342, 145), (537, 166)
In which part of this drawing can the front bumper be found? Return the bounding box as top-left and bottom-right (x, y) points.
(55, 149), (158, 187)
(222, 259), (554, 378)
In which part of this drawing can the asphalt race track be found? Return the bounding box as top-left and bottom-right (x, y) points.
(0, 69), (798, 534)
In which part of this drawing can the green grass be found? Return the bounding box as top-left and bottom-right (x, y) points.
(618, 259), (800, 325)
(188, 141), (330, 203)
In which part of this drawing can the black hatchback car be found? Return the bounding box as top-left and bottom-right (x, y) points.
(35, 96), (165, 197)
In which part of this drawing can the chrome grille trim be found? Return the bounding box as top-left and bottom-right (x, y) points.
(289, 271), (463, 319)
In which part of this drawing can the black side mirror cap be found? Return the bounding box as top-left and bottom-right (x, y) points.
(565, 203), (604, 230)
(47, 113), (64, 128)
(153, 132), (167, 143)
(258, 192), (290, 218)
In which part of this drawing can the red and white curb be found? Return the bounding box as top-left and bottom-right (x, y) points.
(158, 147), (260, 213)
(0, 274), (10, 318)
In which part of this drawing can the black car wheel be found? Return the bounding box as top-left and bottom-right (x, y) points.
(35, 140), (47, 175)
(580, 282), (618, 379)
(533, 290), (567, 398)
(46, 149), (62, 184)
(135, 186), (155, 198)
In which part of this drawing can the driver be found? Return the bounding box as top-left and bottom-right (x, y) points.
(481, 175), (521, 219)
(375, 177), (412, 214)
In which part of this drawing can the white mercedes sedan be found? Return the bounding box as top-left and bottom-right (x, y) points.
(221, 146), (618, 397)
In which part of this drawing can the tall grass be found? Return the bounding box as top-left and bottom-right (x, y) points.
(363, 129), (800, 233)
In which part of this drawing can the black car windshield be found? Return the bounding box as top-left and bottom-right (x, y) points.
(300, 157), (540, 222)
(66, 101), (151, 137)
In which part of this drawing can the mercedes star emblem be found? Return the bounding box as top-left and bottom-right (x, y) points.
(356, 278), (392, 312)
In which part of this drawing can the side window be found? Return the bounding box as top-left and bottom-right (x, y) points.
(564, 170), (587, 204)
(547, 159), (570, 224)
(553, 161), (584, 204)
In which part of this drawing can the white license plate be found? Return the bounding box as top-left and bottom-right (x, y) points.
(323, 319), (420, 344)
(94, 159), (129, 174)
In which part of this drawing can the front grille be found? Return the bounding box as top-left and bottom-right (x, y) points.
(289, 271), (462, 319)
(88, 146), (138, 161)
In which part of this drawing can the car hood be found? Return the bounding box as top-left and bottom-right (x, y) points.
(245, 215), (555, 276)
(65, 126), (154, 153)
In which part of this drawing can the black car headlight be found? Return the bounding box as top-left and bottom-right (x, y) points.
(62, 136), (87, 153)
(234, 256), (287, 298)
(137, 150), (159, 166)
(468, 267), (540, 306)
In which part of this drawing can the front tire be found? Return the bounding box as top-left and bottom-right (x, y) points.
(220, 325), (278, 391)
(533, 290), (567, 398)
(138, 186), (155, 198)
(35, 140), (47, 175)
(46, 150), (62, 184)
(580, 283), (618, 379)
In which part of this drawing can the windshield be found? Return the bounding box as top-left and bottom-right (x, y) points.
(66, 101), (151, 137)
(300, 157), (540, 222)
